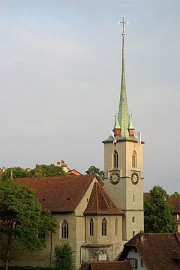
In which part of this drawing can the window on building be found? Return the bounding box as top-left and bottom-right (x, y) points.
(90, 218), (94, 236)
(132, 216), (135, 223)
(141, 259), (144, 267)
(115, 218), (118, 236)
(114, 150), (118, 168)
(133, 231), (135, 237)
(128, 258), (138, 269)
(61, 220), (68, 239)
(102, 218), (107, 236)
(133, 194), (135, 202)
(132, 150), (137, 168)
(38, 232), (46, 239)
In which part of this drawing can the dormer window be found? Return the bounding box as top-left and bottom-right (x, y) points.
(128, 258), (138, 269)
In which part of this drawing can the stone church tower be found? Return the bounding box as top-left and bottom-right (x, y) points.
(103, 15), (144, 242)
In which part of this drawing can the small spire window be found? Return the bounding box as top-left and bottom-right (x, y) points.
(132, 150), (137, 168)
(114, 150), (118, 168)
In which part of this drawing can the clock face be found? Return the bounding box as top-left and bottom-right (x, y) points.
(131, 172), (139, 185)
(110, 172), (120, 185)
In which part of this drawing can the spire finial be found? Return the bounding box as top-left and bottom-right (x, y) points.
(118, 14), (128, 36)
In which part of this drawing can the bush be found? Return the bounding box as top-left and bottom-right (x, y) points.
(2, 267), (51, 270)
(55, 243), (74, 270)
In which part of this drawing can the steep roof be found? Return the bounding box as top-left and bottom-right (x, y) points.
(89, 261), (133, 270)
(119, 232), (180, 270)
(84, 182), (123, 216)
(15, 175), (96, 213)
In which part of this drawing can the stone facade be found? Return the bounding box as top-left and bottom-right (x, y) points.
(103, 140), (144, 241)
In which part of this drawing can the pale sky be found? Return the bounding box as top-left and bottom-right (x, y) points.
(0, 0), (179, 194)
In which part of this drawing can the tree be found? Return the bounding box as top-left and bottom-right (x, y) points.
(170, 192), (180, 198)
(0, 179), (57, 270)
(86, 166), (104, 184)
(0, 164), (67, 180)
(1, 167), (31, 180)
(55, 243), (74, 270)
(144, 186), (176, 233)
(31, 164), (67, 177)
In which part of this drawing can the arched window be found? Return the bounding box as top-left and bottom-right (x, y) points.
(102, 218), (107, 236)
(115, 218), (118, 236)
(114, 150), (118, 168)
(132, 150), (137, 168)
(61, 220), (68, 239)
(132, 216), (135, 223)
(90, 218), (94, 236)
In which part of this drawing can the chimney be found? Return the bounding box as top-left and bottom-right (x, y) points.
(57, 161), (61, 167)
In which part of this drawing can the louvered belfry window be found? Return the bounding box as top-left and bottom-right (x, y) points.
(114, 150), (118, 168)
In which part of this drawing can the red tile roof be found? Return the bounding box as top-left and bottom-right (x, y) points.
(169, 197), (180, 214)
(89, 261), (132, 270)
(84, 182), (124, 216)
(68, 169), (82, 176)
(119, 232), (180, 270)
(15, 175), (96, 213)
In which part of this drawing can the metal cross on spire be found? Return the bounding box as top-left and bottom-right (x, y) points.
(118, 14), (128, 35)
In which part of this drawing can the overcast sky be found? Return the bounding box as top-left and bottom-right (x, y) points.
(0, 0), (179, 194)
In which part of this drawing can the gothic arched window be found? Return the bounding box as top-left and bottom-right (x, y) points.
(90, 218), (94, 236)
(132, 150), (137, 168)
(61, 220), (68, 239)
(102, 218), (107, 236)
(115, 218), (118, 236)
(114, 150), (118, 168)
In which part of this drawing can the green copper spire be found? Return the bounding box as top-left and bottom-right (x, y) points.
(117, 15), (130, 138)
(114, 113), (120, 129)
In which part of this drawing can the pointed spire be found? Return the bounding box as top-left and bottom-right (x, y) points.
(129, 114), (135, 136)
(129, 114), (134, 129)
(117, 14), (130, 138)
(113, 113), (121, 136)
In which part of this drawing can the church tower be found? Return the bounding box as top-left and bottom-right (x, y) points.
(103, 15), (144, 241)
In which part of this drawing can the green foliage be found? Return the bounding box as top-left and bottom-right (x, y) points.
(1, 167), (31, 180)
(1, 264), (52, 270)
(0, 164), (67, 180)
(170, 191), (180, 198)
(31, 164), (67, 177)
(86, 166), (104, 184)
(0, 179), (57, 269)
(6, 267), (50, 270)
(55, 243), (74, 270)
(144, 186), (176, 233)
